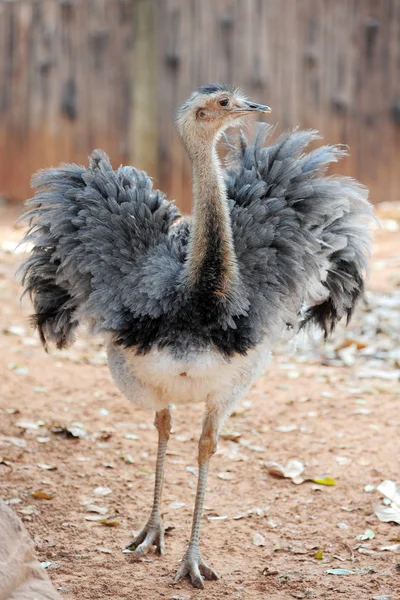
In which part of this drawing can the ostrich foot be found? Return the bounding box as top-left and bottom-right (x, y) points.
(125, 514), (164, 556)
(174, 545), (219, 589)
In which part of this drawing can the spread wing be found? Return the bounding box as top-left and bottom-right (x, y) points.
(225, 126), (373, 338)
(19, 150), (186, 349)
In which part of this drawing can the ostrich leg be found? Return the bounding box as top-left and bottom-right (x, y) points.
(174, 405), (221, 589)
(126, 405), (172, 556)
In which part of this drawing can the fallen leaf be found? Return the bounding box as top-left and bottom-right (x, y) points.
(31, 490), (54, 500)
(356, 528), (375, 541)
(253, 532), (266, 546)
(16, 420), (41, 430)
(264, 459), (304, 483)
(19, 505), (37, 515)
(168, 501), (185, 510)
(267, 518), (279, 528)
(374, 480), (400, 524)
(265, 461), (286, 478)
(335, 338), (367, 351)
(326, 568), (355, 575)
(262, 566), (279, 576)
(186, 466), (198, 477)
(377, 480), (400, 505)
(374, 504), (400, 524)
(121, 454), (135, 464)
(84, 504), (108, 515)
(275, 424), (297, 433)
(99, 517), (120, 527)
(247, 444), (266, 452)
(379, 544), (399, 551)
(2, 437), (26, 449)
(314, 548), (324, 559)
(51, 424), (87, 438)
(312, 476), (336, 486)
(220, 431), (241, 442)
(93, 486), (112, 496)
(217, 471), (235, 481)
(358, 547), (377, 556)
(124, 433), (139, 440)
(284, 459), (304, 479)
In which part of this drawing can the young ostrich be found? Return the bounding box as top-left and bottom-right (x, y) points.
(20, 84), (372, 588)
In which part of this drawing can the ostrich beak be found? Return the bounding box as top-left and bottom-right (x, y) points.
(233, 100), (272, 115)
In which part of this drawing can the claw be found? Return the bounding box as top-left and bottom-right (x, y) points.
(125, 516), (165, 557)
(174, 547), (218, 589)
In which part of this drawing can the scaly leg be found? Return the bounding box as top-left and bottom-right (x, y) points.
(174, 405), (221, 589)
(126, 405), (172, 556)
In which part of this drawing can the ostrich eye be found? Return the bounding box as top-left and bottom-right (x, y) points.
(198, 110), (207, 119)
(219, 98), (229, 107)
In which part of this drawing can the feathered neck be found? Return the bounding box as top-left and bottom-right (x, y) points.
(185, 139), (238, 299)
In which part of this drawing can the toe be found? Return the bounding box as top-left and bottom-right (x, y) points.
(190, 566), (205, 589)
(157, 530), (165, 555)
(125, 530), (146, 551)
(199, 563), (219, 581)
(174, 562), (189, 582)
(131, 543), (150, 557)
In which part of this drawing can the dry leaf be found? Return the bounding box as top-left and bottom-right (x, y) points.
(16, 420), (41, 430)
(275, 424), (297, 433)
(168, 501), (185, 510)
(217, 472), (235, 481)
(19, 505), (37, 515)
(31, 490), (54, 500)
(124, 433), (139, 440)
(264, 459), (304, 483)
(377, 480), (400, 505)
(99, 517), (120, 527)
(2, 437), (26, 449)
(312, 476), (336, 486)
(374, 504), (400, 524)
(84, 504), (108, 515)
(220, 431), (241, 442)
(374, 480), (400, 524)
(93, 486), (112, 496)
(379, 544), (399, 551)
(253, 532), (266, 546)
(326, 568), (355, 575)
(121, 454), (135, 464)
(356, 529), (375, 541)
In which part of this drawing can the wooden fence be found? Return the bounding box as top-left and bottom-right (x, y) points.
(1, 0), (399, 212)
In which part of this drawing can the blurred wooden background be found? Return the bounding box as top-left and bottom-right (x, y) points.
(0, 0), (399, 212)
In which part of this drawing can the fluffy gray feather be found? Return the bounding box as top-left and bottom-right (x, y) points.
(19, 125), (373, 356)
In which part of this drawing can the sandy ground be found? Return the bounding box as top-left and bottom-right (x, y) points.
(1, 205), (400, 600)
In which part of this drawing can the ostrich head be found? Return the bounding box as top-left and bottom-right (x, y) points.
(176, 84), (271, 156)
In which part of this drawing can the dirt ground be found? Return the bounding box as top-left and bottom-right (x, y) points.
(1, 205), (400, 600)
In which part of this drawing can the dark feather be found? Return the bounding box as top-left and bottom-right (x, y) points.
(19, 130), (372, 357)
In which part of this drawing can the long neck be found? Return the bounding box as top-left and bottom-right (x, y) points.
(186, 140), (238, 297)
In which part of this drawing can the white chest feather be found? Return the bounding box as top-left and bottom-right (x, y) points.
(106, 339), (271, 411)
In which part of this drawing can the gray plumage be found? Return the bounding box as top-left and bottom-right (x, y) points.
(18, 85), (373, 589)
(20, 126), (371, 354)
